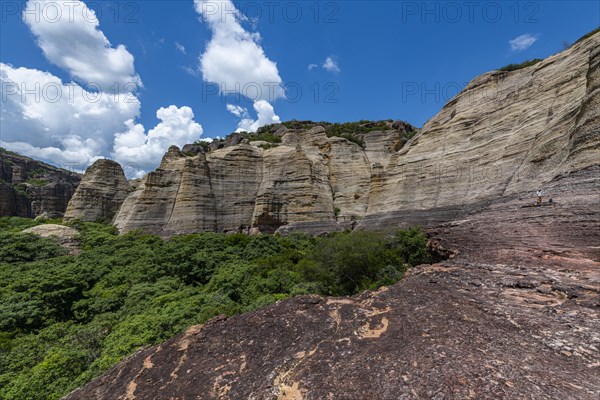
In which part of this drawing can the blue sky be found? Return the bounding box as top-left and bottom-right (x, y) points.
(0, 0), (598, 173)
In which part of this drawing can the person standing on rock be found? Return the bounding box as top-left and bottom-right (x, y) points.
(536, 190), (543, 205)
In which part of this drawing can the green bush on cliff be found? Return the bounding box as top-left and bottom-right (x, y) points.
(25, 179), (48, 187)
(193, 140), (211, 150)
(13, 184), (30, 198)
(0, 218), (429, 400)
(499, 58), (542, 72)
(254, 120), (404, 149)
(251, 131), (282, 144)
(0, 216), (39, 232)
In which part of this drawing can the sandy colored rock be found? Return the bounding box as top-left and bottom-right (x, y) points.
(252, 129), (335, 233)
(113, 145), (264, 235)
(64, 159), (131, 223)
(23, 224), (80, 254)
(363, 33), (600, 222)
(109, 126), (394, 235)
(207, 144), (263, 233)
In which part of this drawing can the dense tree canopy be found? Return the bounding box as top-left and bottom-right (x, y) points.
(0, 217), (429, 399)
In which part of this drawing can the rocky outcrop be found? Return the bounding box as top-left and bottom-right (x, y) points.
(23, 224), (80, 255)
(107, 126), (400, 235)
(0, 149), (80, 218)
(64, 32), (599, 239)
(111, 138), (332, 235)
(63, 159), (131, 223)
(64, 258), (600, 400)
(361, 32), (600, 228)
(427, 166), (600, 267)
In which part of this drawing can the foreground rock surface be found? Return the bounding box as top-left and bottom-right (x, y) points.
(64, 259), (600, 400)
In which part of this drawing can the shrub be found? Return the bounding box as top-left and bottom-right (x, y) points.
(25, 179), (48, 187)
(13, 183), (30, 197)
(193, 140), (211, 150)
(0, 232), (65, 263)
(0, 216), (39, 233)
(252, 131), (282, 143)
(27, 168), (46, 179)
(499, 59), (542, 72)
(305, 232), (389, 294)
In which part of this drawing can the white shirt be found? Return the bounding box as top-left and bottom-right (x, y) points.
(536, 191), (542, 196)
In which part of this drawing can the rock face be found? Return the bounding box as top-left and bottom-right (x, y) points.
(63, 159), (132, 223)
(429, 166), (600, 267)
(23, 224), (80, 255)
(65, 33), (599, 240)
(362, 32), (600, 228)
(0, 149), (80, 218)
(108, 125), (404, 235)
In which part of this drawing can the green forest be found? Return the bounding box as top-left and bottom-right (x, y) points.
(0, 217), (429, 399)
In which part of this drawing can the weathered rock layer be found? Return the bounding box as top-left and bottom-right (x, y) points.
(107, 125), (405, 236)
(362, 32), (600, 227)
(65, 33), (600, 242)
(64, 159), (131, 223)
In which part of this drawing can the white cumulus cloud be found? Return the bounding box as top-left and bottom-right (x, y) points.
(113, 106), (203, 173)
(23, 0), (141, 91)
(1, 0), (205, 176)
(226, 104), (249, 118)
(194, 0), (284, 102)
(195, 1), (283, 133)
(323, 56), (340, 73)
(509, 33), (539, 51)
(0, 62), (140, 169)
(231, 100), (280, 133)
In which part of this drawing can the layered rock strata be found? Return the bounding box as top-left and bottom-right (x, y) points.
(65, 33), (599, 241)
(63, 159), (131, 223)
(111, 126), (388, 235)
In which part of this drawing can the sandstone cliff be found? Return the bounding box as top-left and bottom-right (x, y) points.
(362, 31), (600, 227)
(63, 159), (132, 223)
(65, 32), (599, 246)
(104, 123), (413, 236)
(0, 148), (80, 219)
